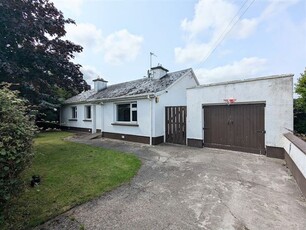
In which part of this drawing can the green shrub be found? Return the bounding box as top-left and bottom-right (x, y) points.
(294, 111), (306, 134)
(294, 98), (306, 134)
(0, 84), (36, 219)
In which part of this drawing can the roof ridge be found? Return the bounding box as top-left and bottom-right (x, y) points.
(106, 77), (148, 88)
(106, 68), (192, 87)
(168, 68), (191, 75)
(63, 68), (193, 104)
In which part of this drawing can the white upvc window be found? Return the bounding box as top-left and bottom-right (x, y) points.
(84, 105), (91, 119)
(71, 106), (77, 119)
(116, 102), (137, 122)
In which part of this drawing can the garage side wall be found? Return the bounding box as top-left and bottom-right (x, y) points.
(186, 75), (293, 149)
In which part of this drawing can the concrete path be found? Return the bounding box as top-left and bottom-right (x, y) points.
(38, 136), (306, 230)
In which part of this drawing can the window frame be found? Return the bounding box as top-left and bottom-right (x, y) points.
(71, 106), (77, 119)
(84, 105), (92, 120)
(115, 102), (137, 123)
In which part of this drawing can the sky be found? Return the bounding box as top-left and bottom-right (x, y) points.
(51, 0), (306, 88)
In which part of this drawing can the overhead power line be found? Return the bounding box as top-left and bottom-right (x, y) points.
(195, 0), (256, 68)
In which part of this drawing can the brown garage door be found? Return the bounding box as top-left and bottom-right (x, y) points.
(165, 106), (187, 145)
(203, 104), (265, 154)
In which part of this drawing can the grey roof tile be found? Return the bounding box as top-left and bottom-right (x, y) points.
(64, 89), (96, 104)
(64, 68), (191, 104)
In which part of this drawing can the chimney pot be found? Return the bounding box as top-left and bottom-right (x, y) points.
(149, 65), (168, 79)
(93, 77), (108, 92)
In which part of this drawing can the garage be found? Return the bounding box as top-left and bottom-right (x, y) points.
(186, 74), (293, 157)
(203, 104), (265, 154)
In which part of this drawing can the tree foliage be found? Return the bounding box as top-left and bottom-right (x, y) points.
(294, 68), (306, 134)
(0, 84), (36, 216)
(0, 0), (89, 114)
(295, 69), (306, 111)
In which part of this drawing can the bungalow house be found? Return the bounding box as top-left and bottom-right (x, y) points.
(60, 66), (199, 145)
(61, 71), (304, 196)
(60, 66), (293, 158)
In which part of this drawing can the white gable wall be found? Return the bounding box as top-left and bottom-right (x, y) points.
(186, 75), (293, 147)
(154, 71), (199, 137)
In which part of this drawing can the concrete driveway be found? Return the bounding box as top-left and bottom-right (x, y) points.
(38, 136), (306, 230)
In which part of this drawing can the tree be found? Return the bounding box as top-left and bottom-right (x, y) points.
(0, 0), (90, 119)
(0, 84), (36, 217)
(294, 68), (306, 134)
(295, 69), (306, 111)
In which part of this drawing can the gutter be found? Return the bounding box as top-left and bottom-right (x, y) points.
(63, 93), (156, 105)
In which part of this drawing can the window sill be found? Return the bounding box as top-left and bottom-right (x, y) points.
(83, 119), (92, 122)
(68, 119), (78, 121)
(111, 122), (139, 127)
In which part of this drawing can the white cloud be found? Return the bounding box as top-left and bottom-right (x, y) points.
(261, 0), (299, 20)
(195, 57), (267, 84)
(51, 0), (84, 15)
(65, 23), (103, 52)
(65, 24), (143, 65)
(176, 0), (259, 63)
(103, 29), (143, 65)
(80, 65), (102, 86)
(231, 18), (259, 39)
(175, 0), (299, 64)
(181, 0), (237, 39)
(175, 42), (212, 64)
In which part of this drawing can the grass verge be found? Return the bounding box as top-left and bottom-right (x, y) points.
(2, 131), (141, 229)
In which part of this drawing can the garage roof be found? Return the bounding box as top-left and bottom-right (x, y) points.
(188, 74), (294, 89)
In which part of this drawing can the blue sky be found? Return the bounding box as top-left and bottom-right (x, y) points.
(52, 0), (306, 87)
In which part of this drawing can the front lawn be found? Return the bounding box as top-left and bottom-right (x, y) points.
(2, 132), (141, 229)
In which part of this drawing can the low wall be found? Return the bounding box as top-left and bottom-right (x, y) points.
(283, 133), (306, 196)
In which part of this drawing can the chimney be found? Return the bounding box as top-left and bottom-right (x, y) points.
(150, 65), (169, 79)
(93, 77), (108, 92)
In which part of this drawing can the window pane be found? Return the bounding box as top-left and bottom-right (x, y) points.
(86, 106), (91, 119)
(72, 107), (77, 118)
(132, 103), (137, 108)
(132, 110), (137, 121)
(117, 104), (130, 121)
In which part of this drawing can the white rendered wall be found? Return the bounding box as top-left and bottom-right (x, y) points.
(60, 104), (93, 131)
(186, 76), (293, 147)
(154, 72), (199, 137)
(101, 99), (152, 137)
(61, 99), (151, 136)
(95, 105), (102, 130)
(283, 136), (306, 178)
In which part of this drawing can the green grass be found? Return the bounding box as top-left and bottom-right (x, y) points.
(2, 132), (141, 229)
